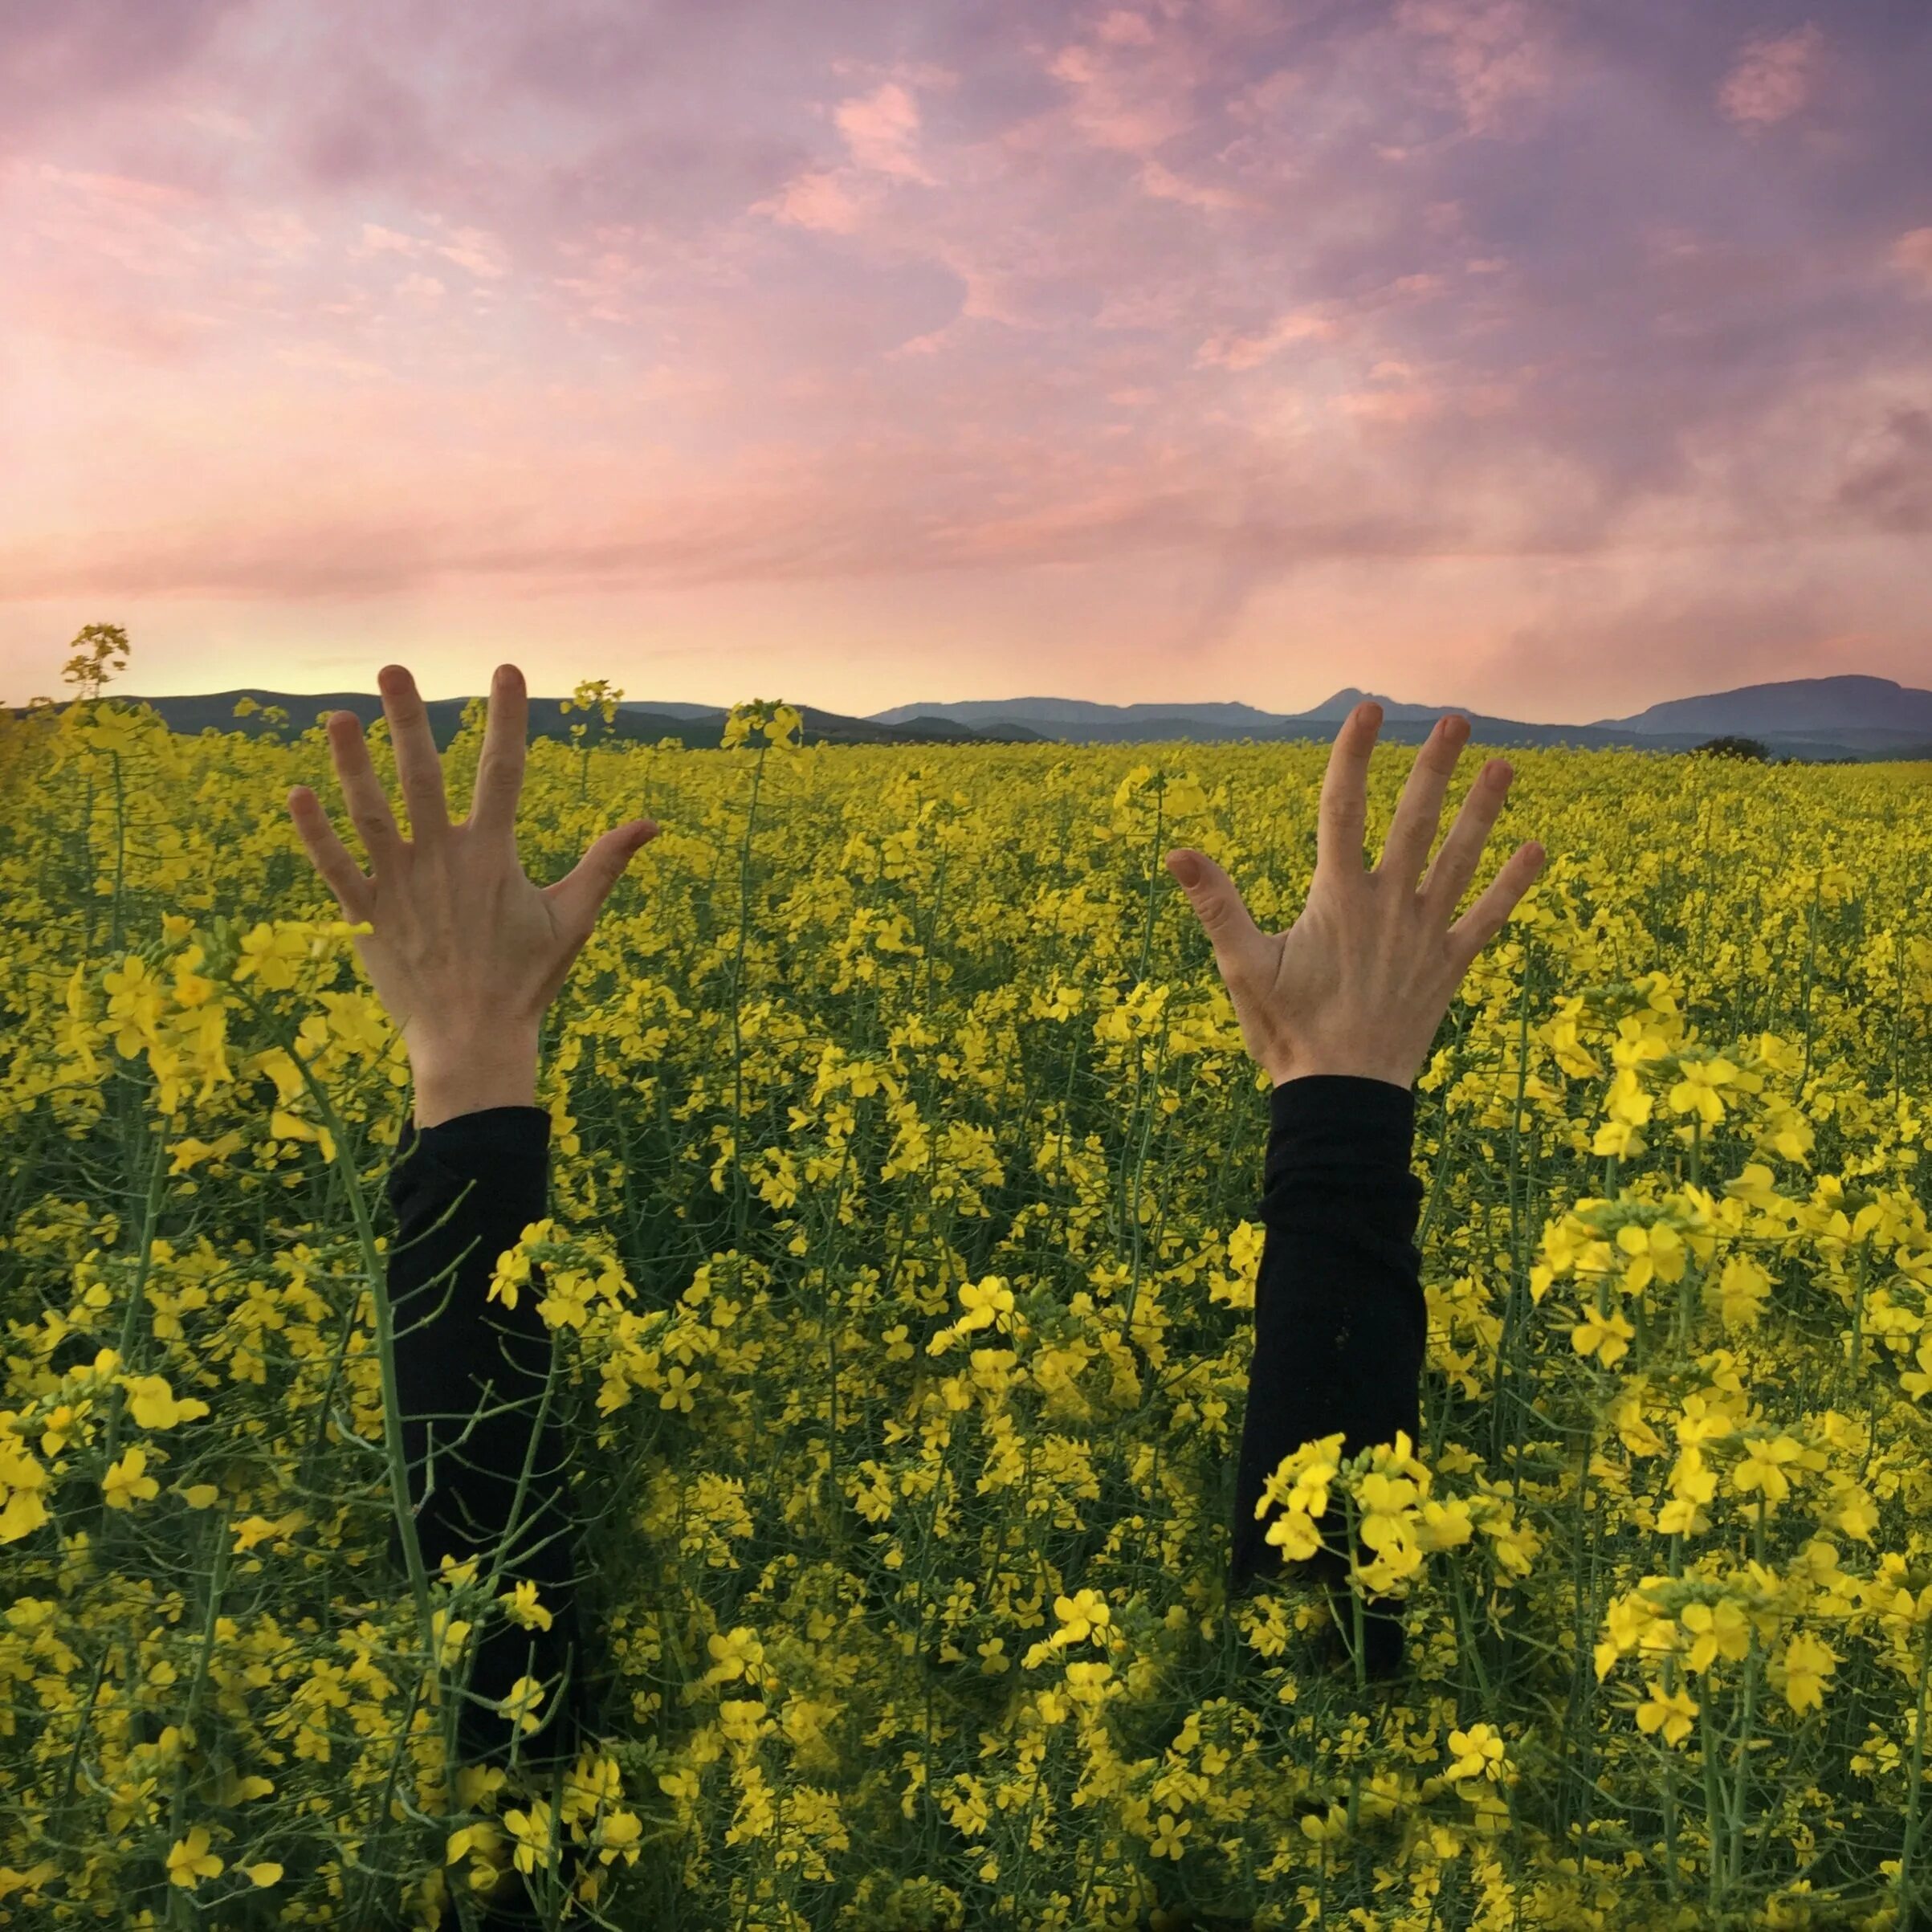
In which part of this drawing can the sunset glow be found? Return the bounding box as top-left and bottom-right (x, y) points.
(3, 2), (1929, 716)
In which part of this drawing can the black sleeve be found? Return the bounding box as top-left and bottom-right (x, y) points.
(385, 1104), (586, 1764)
(1228, 1074), (1426, 1677)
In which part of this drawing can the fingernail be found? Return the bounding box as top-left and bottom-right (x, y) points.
(1168, 852), (1201, 887)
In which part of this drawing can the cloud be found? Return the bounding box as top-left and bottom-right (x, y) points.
(2, 0), (1928, 715)
(350, 218), (509, 278)
(1194, 308), (1339, 371)
(752, 168), (870, 234)
(1892, 226), (1932, 293)
(834, 82), (936, 183)
(1045, 21), (1196, 155)
(1394, 0), (1555, 136)
(752, 76), (944, 234)
(1137, 158), (1263, 211)
(0, 0), (249, 154)
(1192, 275), (1446, 371)
(1836, 406), (1932, 535)
(295, 60), (436, 186)
(1718, 24), (1824, 128)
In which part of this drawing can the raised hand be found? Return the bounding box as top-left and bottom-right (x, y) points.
(1164, 702), (1545, 1091)
(286, 663), (660, 1126)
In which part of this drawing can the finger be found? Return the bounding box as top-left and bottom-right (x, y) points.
(542, 820), (660, 940)
(468, 662), (528, 841)
(287, 785), (374, 920)
(1314, 701), (1381, 887)
(1376, 713), (1470, 887)
(377, 664), (450, 841)
(328, 709), (407, 871)
(1165, 848), (1270, 982)
(1418, 756), (1513, 915)
(1445, 841), (1546, 972)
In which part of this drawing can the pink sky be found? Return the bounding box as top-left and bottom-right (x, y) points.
(3, 0), (1929, 719)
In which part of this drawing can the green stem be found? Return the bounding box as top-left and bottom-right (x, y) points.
(1798, 876), (1820, 1092)
(1660, 1662), (1681, 1901)
(1700, 1675), (1726, 1910)
(164, 1505), (233, 1932)
(109, 747), (128, 955)
(93, 1131), (169, 1539)
(727, 745), (767, 1249)
(281, 1034), (434, 1651)
(1119, 1031), (1167, 1335)
(1895, 1606), (1932, 1918)
(1726, 1630), (1759, 1889)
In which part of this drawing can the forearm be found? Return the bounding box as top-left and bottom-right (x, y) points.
(385, 1102), (585, 1759)
(1229, 1074), (1426, 1661)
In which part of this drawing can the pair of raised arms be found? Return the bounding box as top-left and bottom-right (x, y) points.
(288, 665), (1545, 1127)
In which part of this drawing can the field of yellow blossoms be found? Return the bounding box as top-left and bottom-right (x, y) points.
(2, 679), (1930, 1930)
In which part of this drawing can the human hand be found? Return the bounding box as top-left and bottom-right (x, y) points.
(286, 663), (660, 1127)
(1164, 701), (1545, 1091)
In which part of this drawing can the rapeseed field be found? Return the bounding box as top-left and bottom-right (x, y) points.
(2, 683), (1930, 1930)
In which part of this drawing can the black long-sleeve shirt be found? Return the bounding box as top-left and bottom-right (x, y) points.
(383, 1073), (1425, 1760)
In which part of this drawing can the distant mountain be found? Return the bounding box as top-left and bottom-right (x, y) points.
(85, 691), (1030, 750)
(862, 676), (1932, 761)
(23, 674), (1929, 763)
(864, 693), (1629, 752)
(1591, 675), (1932, 746)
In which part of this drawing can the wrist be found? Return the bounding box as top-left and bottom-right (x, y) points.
(1270, 1061), (1416, 1091)
(408, 1030), (541, 1128)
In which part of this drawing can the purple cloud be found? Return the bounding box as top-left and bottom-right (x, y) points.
(2, 0), (1929, 715)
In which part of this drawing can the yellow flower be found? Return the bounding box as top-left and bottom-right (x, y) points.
(499, 1579), (555, 1632)
(701, 1625), (766, 1688)
(593, 1808), (644, 1867)
(1634, 1682), (1698, 1746)
(1048, 1589), (1111, 1649)
(1678, 1598), (1752, 1674)
(1445, 1723), (1508, 1782)
(1710, 1253), (1772, 1330)
(165, 1828), (223, 1889)
(658, 1364), (701, 1412)
(1615, 1220), (1685, 1292)
(498, 1676), (548, 1735)
(1667, 1056), (1738, 1123)
(103, 1446), (161, 1510)
(0, 1440), (51, 1543)
(502, 1800), (556, 1877)
(1149, 1813), (1190, 1860)
(1731, 1434), (1808, 1507)
(118, 1373), (210, 1430)
(1773, 1632), (1839, 1714)
(1571, 1304), (1636, 1367)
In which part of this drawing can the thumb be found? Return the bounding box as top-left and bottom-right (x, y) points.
(1165, 848), (1264, 951)
(545, 818), (659, 935)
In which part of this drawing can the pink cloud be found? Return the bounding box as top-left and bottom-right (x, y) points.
(1194, 308), (1339, 371)
(1193, 275), (1447, 371)
(1395, 0), (1555, 136)
(1137, 159), (1263, 212)
(1891, 226), (1932, 294)
(1, 0), (1927, 719)
(1045, 31), (1193, 156)
(833, 82), (936, 184)
(1335, 386), (1440, 426)
(1718, 24), (1824, 128)
(752, 168), (869, 233)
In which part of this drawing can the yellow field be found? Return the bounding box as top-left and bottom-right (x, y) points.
(2, 694), (1930, 1930)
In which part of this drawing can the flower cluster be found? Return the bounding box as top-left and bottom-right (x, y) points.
(2, 691), (1930, 1927)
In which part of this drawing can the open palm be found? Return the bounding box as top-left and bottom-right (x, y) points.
(1165, 701), (1545, 1091)
(286, 662), (658, 1123)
